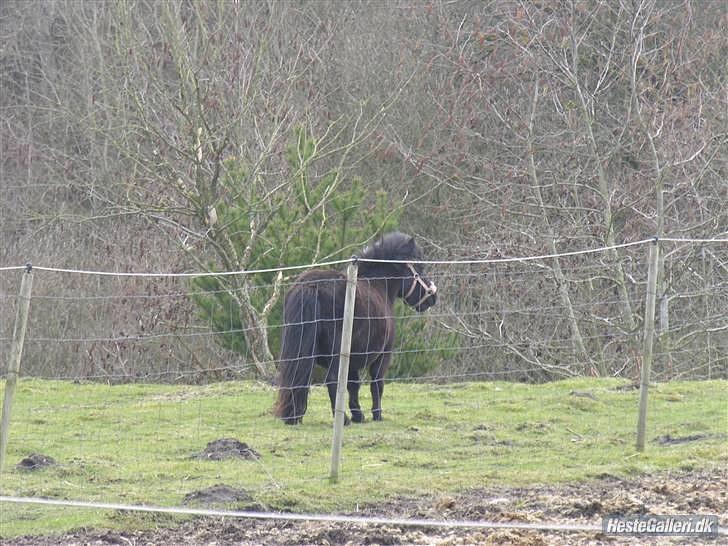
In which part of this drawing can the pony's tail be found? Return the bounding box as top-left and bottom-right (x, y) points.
(274, 289), (318, 425)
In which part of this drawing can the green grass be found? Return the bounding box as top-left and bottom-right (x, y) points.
(0, 378), (726, 538)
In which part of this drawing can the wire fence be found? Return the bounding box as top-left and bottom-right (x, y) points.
(0, 236), (726, 534)
(2, 238), (724, 384)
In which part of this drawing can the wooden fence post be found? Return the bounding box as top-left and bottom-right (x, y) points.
(0, 265), (34, 473)
(330, 259), (358, 482)
(636, 240), (660, 452)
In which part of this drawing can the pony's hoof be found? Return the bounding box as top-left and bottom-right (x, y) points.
(351, 411), (365, 423)
(372, 411), (383, 421)
(283, 417), (302, 425)
(343, 414), (352, 426)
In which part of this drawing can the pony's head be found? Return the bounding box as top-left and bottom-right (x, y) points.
(360, 232), (438, 312)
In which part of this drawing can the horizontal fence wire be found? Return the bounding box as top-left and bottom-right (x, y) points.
(3, 495), (726, 536)
(0, 495), (603, 533)
(2, 236), (726, 278)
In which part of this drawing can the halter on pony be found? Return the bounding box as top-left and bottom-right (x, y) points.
(403, 263), (438, 308)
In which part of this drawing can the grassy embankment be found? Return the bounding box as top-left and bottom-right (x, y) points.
(0, 377), (725, 538)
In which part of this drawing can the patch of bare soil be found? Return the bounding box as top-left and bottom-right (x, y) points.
(654, 433), (726, 446)
(183, 484), (254, 506)
(15, 453), (56, 471)
(3, 470), (725, 545)
(192, 438), (261, 461)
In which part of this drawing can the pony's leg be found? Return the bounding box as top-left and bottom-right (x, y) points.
(348, 367), (364, 423)
(370, 353), (392, 421)
(326, 359), (351, 425)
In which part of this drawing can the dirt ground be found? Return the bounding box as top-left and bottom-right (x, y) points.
(4, 469), (725, 545)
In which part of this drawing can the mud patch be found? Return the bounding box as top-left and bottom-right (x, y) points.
(567, 499), (602, 517)
(193, 438), (260, 461)
(4, 469), (726, 545)
(486, 530), (548, 545)
(654, 433), (709, 445)
(183, 484), (254, 506)
(16, 453), (56, 471)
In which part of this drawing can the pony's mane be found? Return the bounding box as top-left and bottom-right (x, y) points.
(358, 232), (423, 276)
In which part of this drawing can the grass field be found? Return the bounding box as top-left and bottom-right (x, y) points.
(0, 377), (726, 538)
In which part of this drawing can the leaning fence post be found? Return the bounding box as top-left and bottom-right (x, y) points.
(0, 264), (34, 473)
(330, 258), (358, 482)
(636, 239), (660, 452)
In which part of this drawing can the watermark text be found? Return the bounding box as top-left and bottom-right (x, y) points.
(603, 515), (719, 536)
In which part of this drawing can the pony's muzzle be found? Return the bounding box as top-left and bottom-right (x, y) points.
(415, 281), (437, 311)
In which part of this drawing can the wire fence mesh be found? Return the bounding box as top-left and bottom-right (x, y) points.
(2, 238), (724, 384)
(0, 237), (725, 527)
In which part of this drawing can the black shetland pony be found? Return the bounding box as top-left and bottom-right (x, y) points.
(274, 232), (437, 425)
